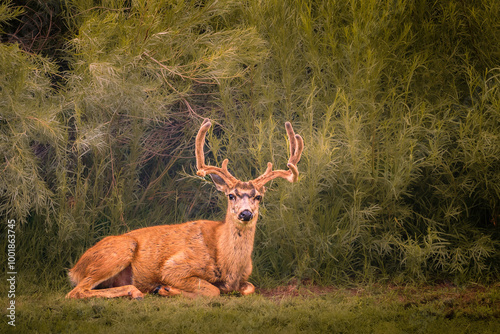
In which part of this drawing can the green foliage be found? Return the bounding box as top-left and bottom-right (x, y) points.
(0, 1), (23, 34)
(0, 42), (60, 222)
(1, 0), (499, 287)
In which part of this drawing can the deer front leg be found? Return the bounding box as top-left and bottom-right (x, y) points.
(238, 259), (255, 295)
(157, 277), (220, 298)
(216, 260), (255, 295)
(160, 253), (221, 298)
(181, 277), (221, 297)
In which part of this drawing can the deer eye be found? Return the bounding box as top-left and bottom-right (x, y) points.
(255, 195), (262, 201)
(228, 194), (236, 200)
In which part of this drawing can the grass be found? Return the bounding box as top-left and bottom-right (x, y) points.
(1, 284), (499, 333)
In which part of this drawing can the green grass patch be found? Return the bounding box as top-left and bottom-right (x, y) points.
(1, 284), (499, 333)
(2, 0), (500, 300)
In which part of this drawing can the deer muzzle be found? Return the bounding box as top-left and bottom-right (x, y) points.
(238, 210), (253, 222)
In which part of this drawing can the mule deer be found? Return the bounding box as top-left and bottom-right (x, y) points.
(66, 119), (303, 299)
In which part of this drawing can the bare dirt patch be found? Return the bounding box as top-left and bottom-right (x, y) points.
(256, 281), (500, 319)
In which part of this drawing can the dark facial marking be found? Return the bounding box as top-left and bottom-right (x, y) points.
(234, 188), (257, 199)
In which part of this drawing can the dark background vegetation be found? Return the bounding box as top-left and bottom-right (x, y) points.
(1, 0), (499, 290)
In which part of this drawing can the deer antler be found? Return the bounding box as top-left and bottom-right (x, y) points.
(195, 119), (239, 188)
(252, 122), (304, 188)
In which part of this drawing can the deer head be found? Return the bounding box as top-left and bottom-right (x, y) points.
(195, 119), (304, 226)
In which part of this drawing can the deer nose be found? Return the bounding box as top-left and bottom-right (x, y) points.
(238, 210), (253, 222)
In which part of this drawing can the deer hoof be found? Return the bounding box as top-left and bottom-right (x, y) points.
(239, 282), (255, 296)
(128, 290), (144, 300)
(153, 285), (182, 297)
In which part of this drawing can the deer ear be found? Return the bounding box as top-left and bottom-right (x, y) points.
(210, 174), (230, 193)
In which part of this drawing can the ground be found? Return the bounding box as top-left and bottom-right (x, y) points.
(258, 281), (500, 321)
(1, 283), (499, 333)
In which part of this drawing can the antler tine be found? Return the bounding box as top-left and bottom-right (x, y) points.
(252, 122), (304, 188)
(285, 121), (303, 166)
(195, 119), (238, 187)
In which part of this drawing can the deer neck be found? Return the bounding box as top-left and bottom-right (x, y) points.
(216, 212), (256, 284)
(219, 211), (257, 252)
